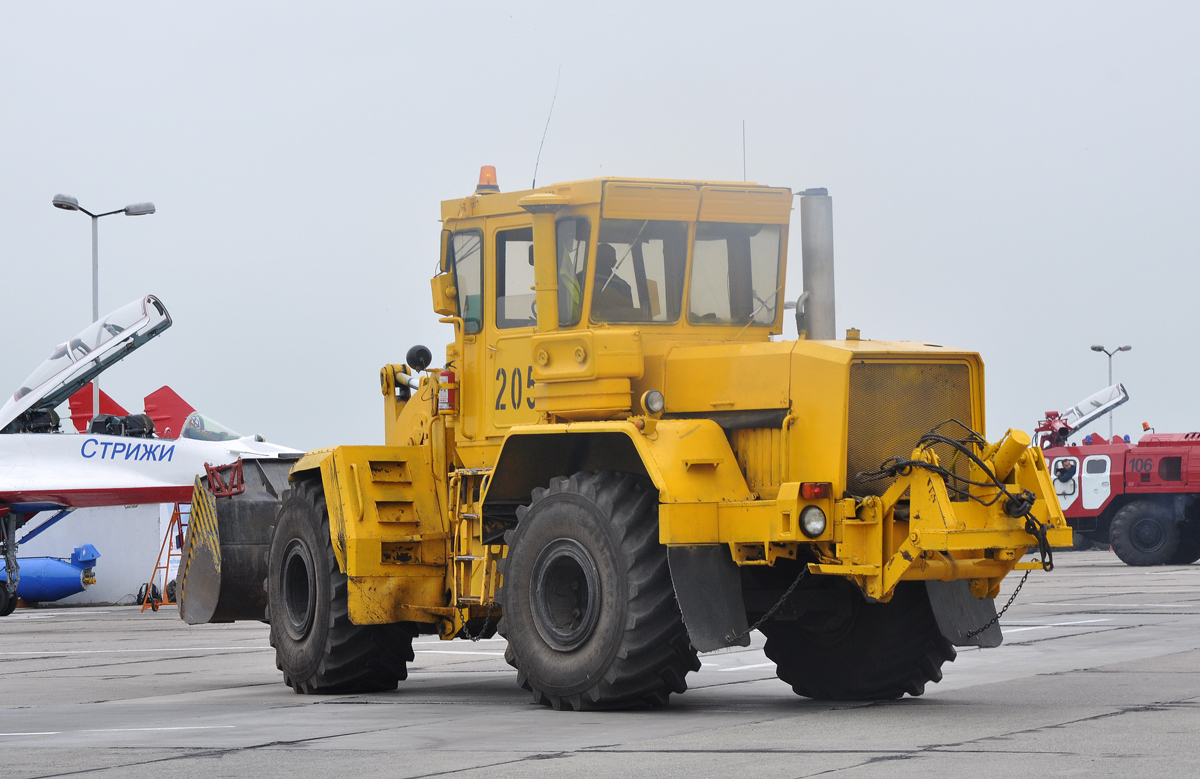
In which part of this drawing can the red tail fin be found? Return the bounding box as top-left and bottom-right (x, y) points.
(143, 386), (195, 439)
(68, 384), (130, 433)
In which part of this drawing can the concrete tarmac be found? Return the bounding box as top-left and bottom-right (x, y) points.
(1, 550), (1197, 778)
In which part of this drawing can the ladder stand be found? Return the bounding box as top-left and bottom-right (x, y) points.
(141, 502), (189, 612)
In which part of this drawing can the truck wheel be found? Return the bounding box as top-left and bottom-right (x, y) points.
(267, 479), (415, 693)
(1169, 522), (1200, 565)
(498, 471), (699, 710)
(760, 580), (955, 700)
(1110, 501), (1181, 566)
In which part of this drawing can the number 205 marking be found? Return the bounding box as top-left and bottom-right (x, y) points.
(495, 366), (536, 411)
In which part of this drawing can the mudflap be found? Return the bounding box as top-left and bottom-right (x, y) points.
(179, 457), (296, 624)
(667, 545), (750, 651)
(925, 580), (1003, 648)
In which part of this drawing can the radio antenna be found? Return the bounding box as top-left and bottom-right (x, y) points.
(532, 65), (562, 189)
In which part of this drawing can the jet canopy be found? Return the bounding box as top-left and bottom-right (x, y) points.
(1061, 383), (1129, 432)
(180, 411), (243, 442)
(0, 295), (171, 432)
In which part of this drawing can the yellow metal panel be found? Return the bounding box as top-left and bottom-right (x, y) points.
(663, 341), (791, 412)
(530, 328), (644, 383)
(658, 503), (718, 544)
(602, 182), (701, 221)
(443, 179), (605, 221)
(784, 342), (852, 488)
(290, 448), (334, 478)
(495, 420), (753, 505)
(533, 378), (632, 418)
(318, 445), (450, 625)
(348, 575), (446, 625)
(697, 186), (793, 224)
(636, 419), (754, 503)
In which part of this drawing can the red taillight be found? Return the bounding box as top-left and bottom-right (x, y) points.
(801, 482), (832, 500)
(438, 369), (456, 413)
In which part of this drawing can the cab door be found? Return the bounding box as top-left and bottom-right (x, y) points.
(1081, 454), (1111, 510)
(1051, 456), (1080, 510)
(484, 224), (539, 439)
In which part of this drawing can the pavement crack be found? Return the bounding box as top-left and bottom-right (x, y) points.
(404, 752), (571, 778)
(21, 723), (443, 779)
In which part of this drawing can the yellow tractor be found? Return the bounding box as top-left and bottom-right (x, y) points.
(180, 168), (1069, 709)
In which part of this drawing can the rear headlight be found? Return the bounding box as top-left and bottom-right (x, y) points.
(801, 482), (832, 500)
(800, 506), (827, 538)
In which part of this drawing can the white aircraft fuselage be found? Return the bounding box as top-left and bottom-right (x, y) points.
(0, 431), (295, 513)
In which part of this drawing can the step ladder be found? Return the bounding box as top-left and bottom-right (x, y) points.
(141, 503), (189, 612)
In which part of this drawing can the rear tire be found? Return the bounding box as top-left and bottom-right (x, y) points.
(0, 586), (12, 616)
(1110, 501), (1180, 566)
(498, 471), (699, 710)
(268, 479), (415, 693)
(1169, 521), (1200, 565)
(1070, 530), (1094, 551)
(760, 580), (956, 700)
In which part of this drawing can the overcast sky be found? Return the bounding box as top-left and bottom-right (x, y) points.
(3, 3), (1197, 450)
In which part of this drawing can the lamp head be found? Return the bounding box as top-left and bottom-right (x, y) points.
(124, 202), (156, 216)
(1118, 344), (1132, 352)
(52, 194), (80, 211)
(1090, 345), (1105, 352)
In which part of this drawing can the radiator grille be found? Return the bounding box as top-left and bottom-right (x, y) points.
(845, 361), (974, 498)
(730, 427), (782, 499)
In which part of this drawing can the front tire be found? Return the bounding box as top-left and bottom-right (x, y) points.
(1110, 501), (1180, 566)
(760, 580), (956, 700)
(268, 479), (415, 693)
(498, 471), (699, 710)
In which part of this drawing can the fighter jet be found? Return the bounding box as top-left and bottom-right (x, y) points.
(0, 295), (298, 615)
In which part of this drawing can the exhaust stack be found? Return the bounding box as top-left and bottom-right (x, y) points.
(799, 188), (835, 340)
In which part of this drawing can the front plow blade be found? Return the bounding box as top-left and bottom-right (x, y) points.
(179, 458), (294, 624)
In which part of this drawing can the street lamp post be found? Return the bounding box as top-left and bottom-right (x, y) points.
(1091, 343), (1132, 439)
(52, 194), (156, 422)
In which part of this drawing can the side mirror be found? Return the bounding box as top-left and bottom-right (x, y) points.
(440, 229), (452, 273)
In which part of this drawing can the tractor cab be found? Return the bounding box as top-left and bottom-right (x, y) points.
(430, 169), (793, 460)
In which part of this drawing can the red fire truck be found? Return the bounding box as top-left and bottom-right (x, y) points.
(1038, 385), (1200, 566)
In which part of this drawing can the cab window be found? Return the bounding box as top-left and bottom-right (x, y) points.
(496, 227), (535, 329)
(557, 218), (590, 327)
(592, 219), (687, 324)
(688, 223), (782, 326)
(1159, 456), (1182, 481)
(451, 230), (483, 334)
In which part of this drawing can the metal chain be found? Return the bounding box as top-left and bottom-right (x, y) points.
(726, 568), (808, 644)
(965, 570), (1030, 639)
(463, 598), (498, 643)
(1023, 513), (1054, 572)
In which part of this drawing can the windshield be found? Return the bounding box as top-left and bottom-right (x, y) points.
(688, 223), (782, 327)
(10, 298), (153, 403)
(180, 411), (243, 442)
(592, 219), (688, 324)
